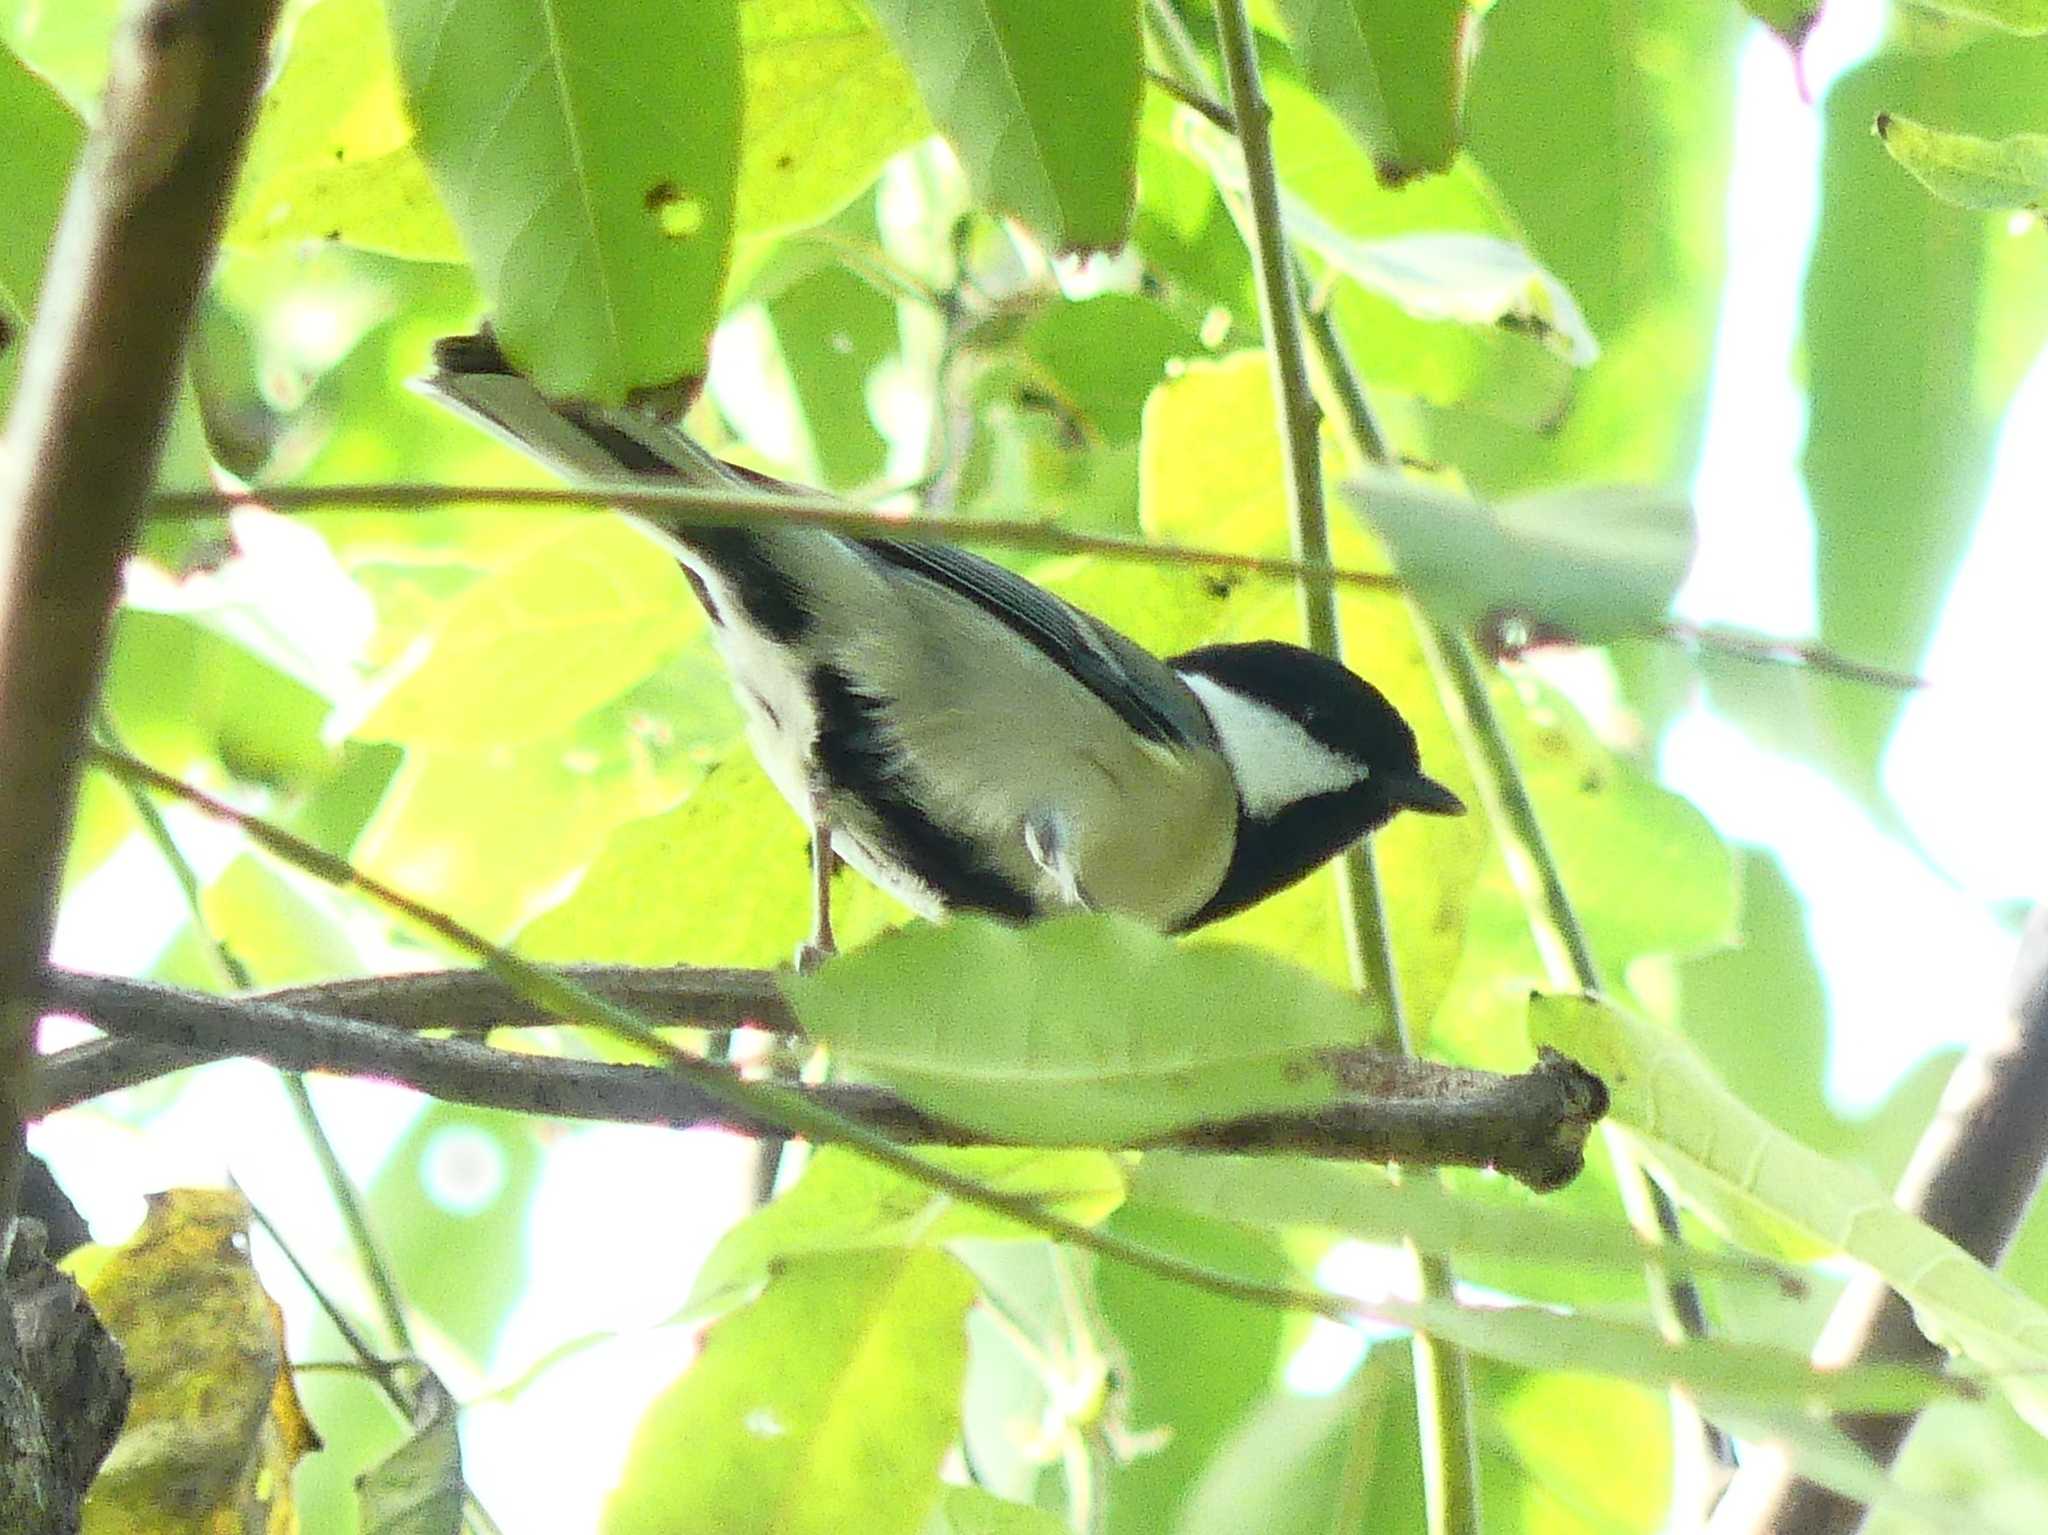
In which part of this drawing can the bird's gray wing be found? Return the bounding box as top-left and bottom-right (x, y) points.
(862, 539), (1213, 752)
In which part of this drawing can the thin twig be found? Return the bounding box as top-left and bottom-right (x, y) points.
(1194, 1), (1483, 1527)
(152, 481), (1403, 593)
(147, 483), (1925, 691)
(95, 710), (418, 1357)
(34, 970), (1607, 1193)
(247, 1198), (505, 1535)
(1710, 907), (2048, 1535)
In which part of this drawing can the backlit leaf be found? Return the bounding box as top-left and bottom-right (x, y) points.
(783, 912), (1390, 1142)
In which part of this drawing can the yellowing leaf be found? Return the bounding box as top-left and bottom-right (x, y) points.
(78, 1189), (318, 1535)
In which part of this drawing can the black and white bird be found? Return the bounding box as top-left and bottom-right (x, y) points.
(417, 334), (1464, 957)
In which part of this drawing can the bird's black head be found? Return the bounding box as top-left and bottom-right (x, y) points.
(1169, 639), (1464, 930)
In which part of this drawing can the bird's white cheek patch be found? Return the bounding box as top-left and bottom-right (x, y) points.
(1182, 673), (1366, 819)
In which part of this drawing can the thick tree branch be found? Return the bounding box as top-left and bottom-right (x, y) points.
(0, 0), (281, 1228)
(32, 969), (1607, 1193)
(1710, 905), (2048, 1535)
(0, 6), (282, 1525)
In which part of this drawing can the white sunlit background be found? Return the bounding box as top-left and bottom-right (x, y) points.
(22, 0), (2047, 1527)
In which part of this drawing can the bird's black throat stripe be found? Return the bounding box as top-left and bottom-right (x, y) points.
(808, 663), (1036, 921)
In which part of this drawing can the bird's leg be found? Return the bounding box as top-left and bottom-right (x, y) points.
(795, 792), (838, 974)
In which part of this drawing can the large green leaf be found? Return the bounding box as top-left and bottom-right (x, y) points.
(385, 0), (742, 399)
(604, 1249), (973, 1535)
(515, 743), (904, 967)
(1128, 1153), (1787, 1292)
(350, 517), (701, 750)
(1345, 471), (1695, 644)
(684, 1146), (1125, 1322)
(1790, 38), (2048, 780)
(228, 0), (461, 259)
(1435, 0), (1739, 492)
(1530, 992), (2048, 1435)
(1271, 0), (1472, 184)
(784, 913), (1390, 1143)
(737, 0), (929, 238)
(862, 0), (1141, 252)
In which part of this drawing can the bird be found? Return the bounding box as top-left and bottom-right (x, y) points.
(415, 332), (1465, 963)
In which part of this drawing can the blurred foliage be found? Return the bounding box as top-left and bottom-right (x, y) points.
(1, 0), (2040, 1529)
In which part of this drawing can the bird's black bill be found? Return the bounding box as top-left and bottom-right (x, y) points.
(1389, 772), (1466, 817)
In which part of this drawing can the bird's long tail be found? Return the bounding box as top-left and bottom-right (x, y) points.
(411, 331), (748, 494)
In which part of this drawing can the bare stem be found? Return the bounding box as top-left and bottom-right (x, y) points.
(1197, 1), (1481, 1527)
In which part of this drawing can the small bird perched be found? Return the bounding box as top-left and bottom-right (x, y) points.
(417, 334), (1464, 960)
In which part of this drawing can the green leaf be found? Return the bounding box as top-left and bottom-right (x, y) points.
(0, 41), (77, 333)
(351, 517), (701, 750)
(1093, 1203), (1295, 1535)
(1344, 471), (1694, 643)
(1135, 352), (1488, 1024)
(200, 855), (363, 987)
(227, 0), (461, 258)
(737, 0), (929, 238)
(1433, 0), (1738, 492)
(925, 1487), (1067, 1535)
(101, 610), (335, 789)
(1902, 0), (2048, 33)
(1403, 1295), (1949, 1416)
(1128, 1153), (1790, 1292)
(684, 1146), (1125, 1322)
(862, 0), (1142, 251)
(0, 42), (213, 493)
(1180, 1351), (1428, 1535)
(1767, 40), (2048, 780)
(783, 913), (1390, 1143)
(1271, 0), (1472, 184)
(516, 745), (904, 967)
(1738, 0), (1821, 47)
(1177, 115), (1596, 366)
(1875, 112), (2048, 213)
(356, 1372), (463, 1535)
(1529, 992), (2048, 1434)
(385, 0), (742, 399)
(604, 1249), (973, 1535)
(369, 1103), (544, 1361)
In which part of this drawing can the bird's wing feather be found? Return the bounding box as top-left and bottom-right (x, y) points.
(861, 539), (1211, 752)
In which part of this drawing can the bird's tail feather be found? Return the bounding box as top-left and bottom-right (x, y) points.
(412, 331), (746, 493)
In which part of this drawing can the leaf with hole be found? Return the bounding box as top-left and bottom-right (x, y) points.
(385, 0), (742, 399)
